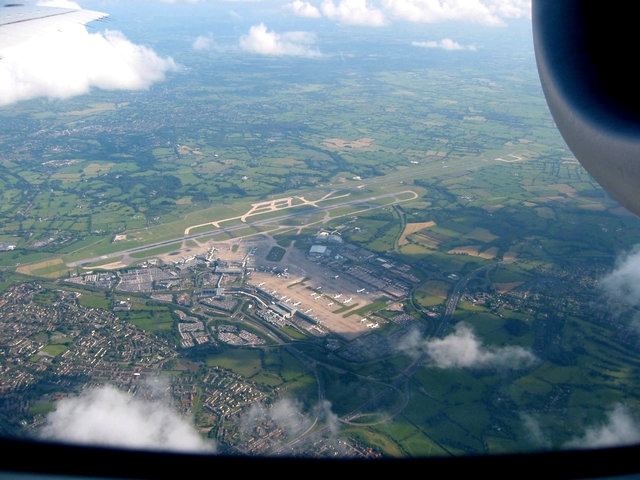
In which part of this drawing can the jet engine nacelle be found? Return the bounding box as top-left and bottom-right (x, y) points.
(532, 0), (640, 217)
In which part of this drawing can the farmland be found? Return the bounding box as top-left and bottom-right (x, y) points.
(2, 15), (640, 458)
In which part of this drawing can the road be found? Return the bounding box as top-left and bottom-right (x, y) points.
(65, 148), (497, 269)
(66, 189), (417, 268)
(435, 262), (500, 338)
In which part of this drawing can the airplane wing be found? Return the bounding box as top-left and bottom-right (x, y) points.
(0, 3), (107, 51)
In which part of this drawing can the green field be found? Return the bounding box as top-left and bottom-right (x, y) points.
(2, 14), (640, 460)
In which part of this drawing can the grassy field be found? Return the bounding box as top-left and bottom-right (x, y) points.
(3, 27), (640, 460)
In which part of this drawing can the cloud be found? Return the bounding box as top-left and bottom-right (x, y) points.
(522, 405), (640, 450)
(239, 397), (341, 451)
(286, 0), (322, 18)
(157, 0), (210, 3)
(381, 0), (530, 26)
(565, 404), (640, 449)
(239, 23), (322, 57)
(316, 399), (341, 435)
(520, 412), (551, 448)
(320, 0), (387, 26)
(241, 397), (312, 438)
(37, 385), (340, 455)
(193, 34), (215, 51)
(425, 323), (537, 368)
(412, 38), (477, 50)
(598, 244), (640, 333)
(396, 322), (537, 369)
(0, 7), (178, 106)
(599, 245), (640, 307)
(286, 0), (530, 26)
(37, 384), (216, 453)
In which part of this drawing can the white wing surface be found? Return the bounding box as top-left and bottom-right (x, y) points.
(0, 3), (107, 51)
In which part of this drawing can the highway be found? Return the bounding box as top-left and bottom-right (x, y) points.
(435, 262), (500, 338)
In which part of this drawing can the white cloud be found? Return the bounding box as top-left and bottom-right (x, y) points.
(426, 323), (537, 368)
(0, 22), (178, 106)
(522, 405), (640, 449)
(565, 404), (640, 449)
(37, 384), (216, 453)
(286, 0), (322, 18)
(239, 23), (322, 57)
(239, 397), (341, 449)
(316, 399), (341, 435)
(598, 244), (640, 333)
(157, 0), (209, 3)
(599, 245), (640, 307)
(241, 397), (312, 438)
(484, 0), (530, 19)
(396, 322), (537, 369)
(381, 0), (530, 26)
(286, 0), (530, 27)
(193, 34), (214, 50)
(520, 412), (551, 448)
(320, 0), (387, 26)
(37, 385), (340, 455)
(412, 38), (477, 50)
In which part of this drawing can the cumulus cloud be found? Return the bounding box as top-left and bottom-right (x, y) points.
(241, 397), (313, 438)
(239, 23), (322, 57)
(520, 412), (551, 448)
(320, 0), (387, 26)
(316, 399), (341, 435)
(286, 0), (322, 18)
(599, 245), (640, 307)
(240, 397), (341, 451)
(157, 0), (209, 3)
(37, 384), (216, 453)
(565, 404), (640, 449)
(412, 38), (477, 50)
(396, 322), (537, 369)
(193, 34), (215, 51)
(287, 0), (530, 26)
(0, 4), (178, 106)
(426, 323), (537, 368)
(598, 244), (640, 333)
(521, 405), (640, 450)
(37, 385), (340, 455)
(382, 0), (530, 26)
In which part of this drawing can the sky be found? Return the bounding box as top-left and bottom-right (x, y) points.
(0, 0), (532, 106)
(4, 0), (640, 456)
(0, 0), (179, 106)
